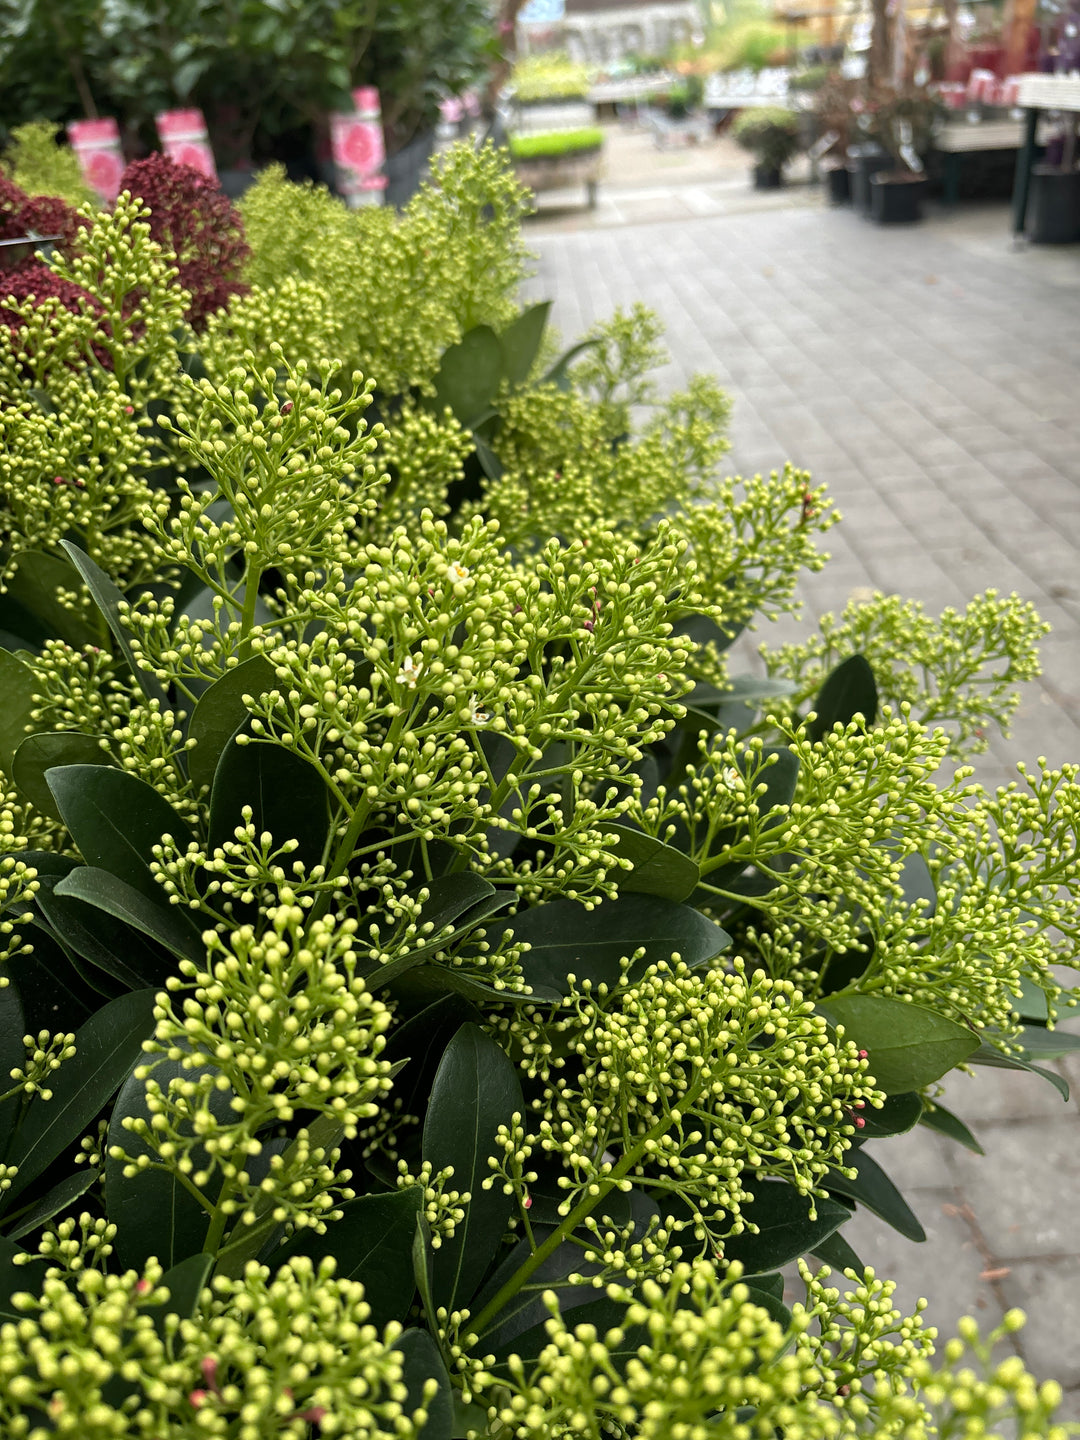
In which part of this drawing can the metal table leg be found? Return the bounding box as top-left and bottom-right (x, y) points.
(1011, 106), (1038, 240)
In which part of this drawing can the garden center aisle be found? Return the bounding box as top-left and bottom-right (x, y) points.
(527, 201), (1080, 1405)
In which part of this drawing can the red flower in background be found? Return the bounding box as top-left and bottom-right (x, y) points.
(118, 154), (250, 331)
(0, 175), (81, 249)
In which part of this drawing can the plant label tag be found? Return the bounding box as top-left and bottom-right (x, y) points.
(809, 128), (841, 160)
(67, 117), (125, 203)
(156, 109), (218, 180)
(331, 87), (388, 208)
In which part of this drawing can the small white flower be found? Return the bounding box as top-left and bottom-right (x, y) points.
(396, 655), (424, 689)
(447, 561), (469, 584)
(467, 695), (490, 726)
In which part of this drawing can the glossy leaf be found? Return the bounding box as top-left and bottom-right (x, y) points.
(104, 1057), (229, 1270)
(542, 335), (601, 390)
(4, 988), (156, 1206)
(810, 1227), (865, 1274)
(422, 1023), (523, 1311)
(432, 326), (503, 428)
(275, 1187), (422, 1328)
(817, 996), (979, 1093)
(855, 1090), (922, 1139)
(968, 1041), (1069, 1099)
(825, 1150), (925, 1242)
(60, 542), (168, 704)
(3, 551), (100, 648)
(394, 1328), (453, 1440)
(4, 1169), (98, 1241)
(0, 1235), (44, 1322)
(499, 301), (551, 388)
(187, 655), (277, 793)
(35, 878), (171, 992)
(1012, 976), (1050, 1024)
(4, 924), (100, 1033)
(510, 893), (731, 1000)
(46, 766), (194, 903)
(12, 732), (113, 821)
(1011, 1023), (1080, 1060)
(918, 1100), (984, 1154)
(53, 867), (203, 965)
(208, 736), (328, 871)
(0, 648), (40, 774)
(806, 653), (877, 744)
(722, 1181), (851, 1274)
(365, 873), (497, 989)
(147, 1253), (213, 1337)
(601, 823), (700, 902)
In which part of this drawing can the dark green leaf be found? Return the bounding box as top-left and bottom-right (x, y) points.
(208, 737), (329, 872)
(809, 1227), (865, 1275)
(722, 674), (800, 704)
(744, 1270), (784, 1299)
(4, 1169), (97, 1241)
(59, 543), (168, 704)
(53, 867), (202, 965)
(542, 335), (601, 390)
(0, 980), (25, 1117)
(0, 1235), (44, 1321)
(817, 996), (979, 1094)
(275, 1188), (422, 1328)
(4, 924), (99, 1032)
(3, 551), (100, 648)
(4, 988), (156, 1206)
(855, 1090), (922, 1139)
(432, 327), (503, 428)
(422, 1024), (523, 1311)
(35, 878), (170, 992)
(365, 874), (497, 989)
(413, 1212), (437, 1323)
(1012, 976), (1050, 1024)
(722, 1181), (851, 1274)
(826, 1151), (924, 1242)
(13, 733), (113, 821)
(473, 433), (504, 481)
(147, 1252), (213, 1337)
(601, 823), (700, 902)
(510, 893), (730, 1000)
(918, 1101), (983, 1154)
(0, 648), (40, 775)
(46, 766), (194, 903)
(187, 655), (277, 793)
(105, 1057), (230, 1270)
(499, 301), (551, 388)
(806, 654), (877, 744)
(394, 1328), (453, 1440)
(968, 1042), (1069, 1099)
(1012, 1023), (1080, 1060)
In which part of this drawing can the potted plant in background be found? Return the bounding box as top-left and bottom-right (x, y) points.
(812, 70), (856, 204)
(867, 84), (940, 223)
(732, 105), (802, 187)
(1028, 128), (1080, 243)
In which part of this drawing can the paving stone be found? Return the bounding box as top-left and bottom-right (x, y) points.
(944, 1119), (1080, 1259)
(997, 1259), (1080, 1386)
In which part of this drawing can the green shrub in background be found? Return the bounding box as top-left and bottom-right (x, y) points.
(1, 121), (95, 207)
(508, 127), (604, 161)
(0, 140), (1076, 1438)
(511, 53), (592, 103)
(733, 105), (804, 172)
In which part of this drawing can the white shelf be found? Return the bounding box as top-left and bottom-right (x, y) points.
(1016, 72), (1080, 111)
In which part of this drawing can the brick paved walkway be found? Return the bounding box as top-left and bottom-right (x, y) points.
(526, 199), (1080, 1405)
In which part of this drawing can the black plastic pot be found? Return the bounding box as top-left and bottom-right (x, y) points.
(847, 144), (890, 215)
(753, 164), (783, 189)
(870, 172), (927, 223)
(1028, 166), (1080, 243)
(824, 163), (851, 205)
(384, 129), (437, 208)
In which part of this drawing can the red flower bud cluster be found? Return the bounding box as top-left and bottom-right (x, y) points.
(118, 154), (250, 331)
(0, 259), (104, 351)
(0, 174), (81, 251)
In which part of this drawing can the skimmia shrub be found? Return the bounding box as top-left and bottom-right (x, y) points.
(0, 141), (1076, 1439)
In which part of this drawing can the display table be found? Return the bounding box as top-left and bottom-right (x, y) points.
(934, 119), (1026, 207)
(1011, 72), (1080, 238)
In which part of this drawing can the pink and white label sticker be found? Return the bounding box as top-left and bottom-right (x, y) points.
(156, 109), (218, 180)
(67, 118), (125, 204)
(330, 87), (387, 205)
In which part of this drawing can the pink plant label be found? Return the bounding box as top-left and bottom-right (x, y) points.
(330, 89), (387, 203)
(156, 109), (218, 180)
(67, 117), (125, 203)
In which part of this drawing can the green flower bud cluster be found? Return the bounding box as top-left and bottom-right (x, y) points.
(26, 641), (133, 738)
(507, 958), (878, 1235)
(2, 1028), (76, 1103)
(220, 143), (532, 396)
(144, 351), (385, 612)
(111, 904), (393, 1248)
(0, 1252), (428, 1440)
(483, 1261), (1070, 1440)
(0, 838), (42, 963)
(761, 590), (1049, 757)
